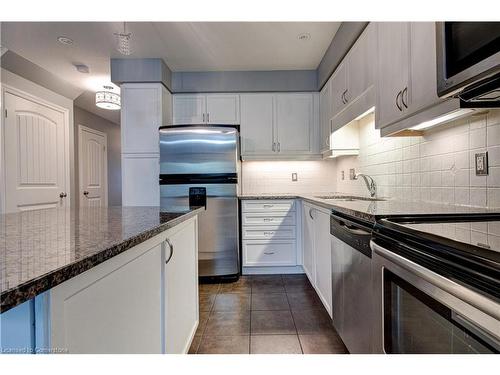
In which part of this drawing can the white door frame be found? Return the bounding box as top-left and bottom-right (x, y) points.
(0, 84), (71, 213)
(78, 124), (108, 207)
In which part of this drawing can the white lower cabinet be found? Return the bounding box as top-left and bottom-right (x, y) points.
(49, 217), (198, 354)
(164, 217), (199, 354)
(242, 200), (298, 270)
(302, 202), (332, 317)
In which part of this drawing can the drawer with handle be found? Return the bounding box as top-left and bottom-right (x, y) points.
(243, 240), (297, 266)
(242, 212), (296, 226)
(242, 226), (296, 240)
(241, 200), (295, 213)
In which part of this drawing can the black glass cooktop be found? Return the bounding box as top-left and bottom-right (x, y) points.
(401, 220), (500, 254)
(373, 214), (500, 300)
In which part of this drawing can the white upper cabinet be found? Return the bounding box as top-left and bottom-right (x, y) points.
(347, 23), (376, 102)
(206, 94), (240, 124)
(319, 79), (332, 154)
(376, 22), (443, 131)
(376, 22), (411, 129)
(275, 93), (316, 155)
(408, 22), (441, 114)
(173, 94), (206, 125)
(240, 94), (275, 156)
(331, 62), (348, 116)
(240, 92), (320, 160)
(329, 23), (377, 133)
(173, 94), (240, 125)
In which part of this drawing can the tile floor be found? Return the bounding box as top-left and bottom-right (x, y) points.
(189, 274), (348, 354)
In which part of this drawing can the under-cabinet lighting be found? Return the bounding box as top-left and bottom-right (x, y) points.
(354, 106), (375, 121)
(409, 108), (475, 131)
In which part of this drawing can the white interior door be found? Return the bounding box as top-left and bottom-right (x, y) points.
(79, 125), (107, 207)
(4, 91), (69, 212)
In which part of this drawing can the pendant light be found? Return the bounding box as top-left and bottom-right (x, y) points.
(95, 85), (121, 110)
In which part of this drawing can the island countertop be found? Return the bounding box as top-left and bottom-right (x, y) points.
(0, 206), (202, 313)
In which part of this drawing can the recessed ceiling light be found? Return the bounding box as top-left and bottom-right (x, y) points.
(57, 36), (74, 45)
(74, 64), (90, 74)
(298, 33), (311, 41)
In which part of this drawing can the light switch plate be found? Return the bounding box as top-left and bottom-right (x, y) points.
(292, 173), (298, 182)
(475, 152), (489, 176)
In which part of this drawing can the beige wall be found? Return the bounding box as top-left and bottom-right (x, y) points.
(74, 106), (122, 207)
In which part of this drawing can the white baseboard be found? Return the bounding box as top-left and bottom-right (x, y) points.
(242, 265), (304, 275)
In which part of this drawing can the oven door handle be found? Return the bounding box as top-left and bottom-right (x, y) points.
(370, 240), (500, 321)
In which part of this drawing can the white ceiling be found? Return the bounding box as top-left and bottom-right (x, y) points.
(1, 22), (340, 123)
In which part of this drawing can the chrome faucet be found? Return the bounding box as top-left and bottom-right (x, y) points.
(355, 173), (377, 198)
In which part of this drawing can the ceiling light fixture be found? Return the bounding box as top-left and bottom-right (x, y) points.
(74, 64), (90, 74)
(298, 33), (311, 41)
(95, 85), (121, 110)
(57, 36), (74, 45)
(114, 22), (132, 55)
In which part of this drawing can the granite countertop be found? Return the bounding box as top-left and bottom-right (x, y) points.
(239, 194), (497, 222)
(0, 206), (202, 313)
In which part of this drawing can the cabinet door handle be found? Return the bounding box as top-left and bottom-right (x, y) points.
(60, 192), (68, 198)
(341, 91), (346, 104)
(344, 89), (349, 103)
(264, 252), (275, 255)
(272, 142), (275, 152)
(165, 238), (174, 264)
(277, 142), (280, 152)
(309, 207), (314, 220)
(207, 113), (210, 123)
(263, 204), (274, 208)
(264, 231), (275, 236)
(263, 218), (274, 222)
(401, 87), (408, 109)
(203, 113), (205, 122)
(395, 91), (403, 111)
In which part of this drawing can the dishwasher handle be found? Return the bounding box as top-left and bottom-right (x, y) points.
(331, 214), (372, 236)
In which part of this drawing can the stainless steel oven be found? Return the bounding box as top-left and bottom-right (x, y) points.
(436, 22), (500, 101)
(371, 215), (500, 354)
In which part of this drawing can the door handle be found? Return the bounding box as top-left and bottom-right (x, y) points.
(401, 87), (408, 109)
(165, 238), (174, 264)
(395, 91), (403, 111)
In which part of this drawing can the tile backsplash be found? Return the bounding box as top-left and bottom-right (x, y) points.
(336, 110), (500, 208)
(241, 160), (337, 195)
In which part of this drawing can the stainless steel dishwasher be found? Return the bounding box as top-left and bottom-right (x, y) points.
(331, 212), (374, 354)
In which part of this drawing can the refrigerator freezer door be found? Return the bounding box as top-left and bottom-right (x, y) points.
(160, 184), (239, 277)
(160, 127), (239, 175)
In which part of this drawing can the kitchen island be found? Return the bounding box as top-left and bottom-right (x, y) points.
(0, 206), (202, 354)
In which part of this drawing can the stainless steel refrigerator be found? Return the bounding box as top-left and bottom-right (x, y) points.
(159, 126), (240, 280)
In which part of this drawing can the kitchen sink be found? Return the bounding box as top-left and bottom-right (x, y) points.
(314, 195), (387, 202)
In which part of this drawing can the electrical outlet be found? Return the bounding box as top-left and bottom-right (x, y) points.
(475, 152), (489, 176)
(349, 168), (356, 180)
(341, 171), (345, 180)
(292, 173), (298, 182)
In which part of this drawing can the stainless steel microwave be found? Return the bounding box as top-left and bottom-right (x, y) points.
(436, 22), (500, 102)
